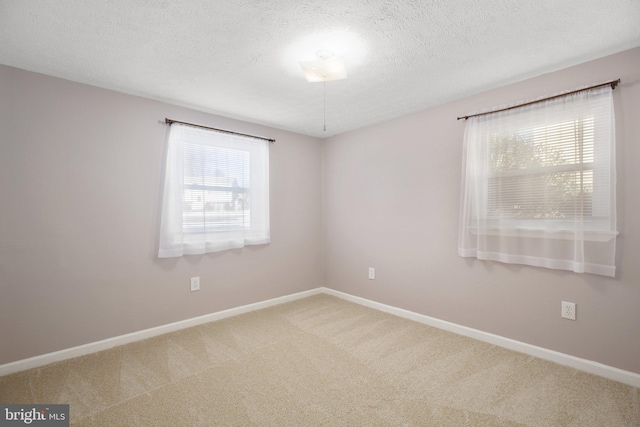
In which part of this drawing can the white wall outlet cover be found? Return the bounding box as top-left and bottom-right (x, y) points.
(190, 277), (200, 292)
(561, 301), (576, 320)
(368, 267), (375, 280)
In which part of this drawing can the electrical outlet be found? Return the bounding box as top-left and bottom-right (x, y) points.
(190, 277), (200, 292)
(561, 301), (576, 320)
(368, 267), (375, 280)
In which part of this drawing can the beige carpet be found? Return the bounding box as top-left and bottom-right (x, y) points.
(1, 294), (638, 426)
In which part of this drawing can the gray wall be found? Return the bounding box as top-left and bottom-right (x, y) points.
(2, 47), (639, 375)
(323, 47), (640, 374)
(0, 65), (324, 364)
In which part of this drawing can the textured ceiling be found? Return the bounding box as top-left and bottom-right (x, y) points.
(1, 1), (639, 138)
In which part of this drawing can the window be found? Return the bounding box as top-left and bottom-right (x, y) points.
(458, 85), (617, 276)
(158, 123), (270, 257)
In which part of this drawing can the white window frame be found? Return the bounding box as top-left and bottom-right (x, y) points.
(458, 85), (617, 277)
(472, 114), (614, 242)
(158, 123), (270, 258)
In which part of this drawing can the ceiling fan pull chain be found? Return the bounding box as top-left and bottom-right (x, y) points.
(324, 80), (327, 132)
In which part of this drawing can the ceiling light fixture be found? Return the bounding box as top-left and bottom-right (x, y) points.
(299, 50), (348, 82)
(299, 50), (348, 132)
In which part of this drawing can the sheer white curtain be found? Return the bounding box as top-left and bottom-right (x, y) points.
(158, 123), (270, 258)
(458, 85), (617, 276)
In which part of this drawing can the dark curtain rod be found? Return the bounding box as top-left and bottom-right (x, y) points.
(165, 118), (275, 143)
(457, 79), (621, 121)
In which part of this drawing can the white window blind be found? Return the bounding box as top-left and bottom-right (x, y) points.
(458, 85), (617, 276)
(158, 123), (270, 257)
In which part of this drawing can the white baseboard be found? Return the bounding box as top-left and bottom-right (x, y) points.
(2, 286), (638, 388)
(321, 287), (640, 389)
(0, 288), (322, 377)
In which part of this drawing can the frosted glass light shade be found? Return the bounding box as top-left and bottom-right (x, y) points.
(299, 57), (347, 82)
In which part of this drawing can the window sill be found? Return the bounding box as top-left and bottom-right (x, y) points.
(469, 227), (618, 242)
